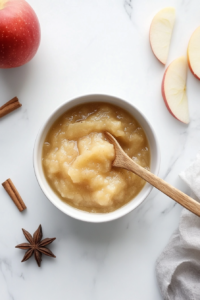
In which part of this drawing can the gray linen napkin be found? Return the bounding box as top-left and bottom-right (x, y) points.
(156, 152), (200, 300)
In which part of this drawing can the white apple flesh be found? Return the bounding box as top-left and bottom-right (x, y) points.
(162, 56), (189, 124)
(188, 26), (200, 80)
(150, 7), (175, 65)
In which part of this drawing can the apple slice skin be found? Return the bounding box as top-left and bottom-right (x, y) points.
(149, 7), (175, 65)
(149, 21), (166, 65)
(161, 57), (189, 124)
(162, 68), (178, 120)
(161, 67), (183, 122)
(0, 0), (41, 68)
(149, 34), (165, 66)
(187, 26), (200, 80)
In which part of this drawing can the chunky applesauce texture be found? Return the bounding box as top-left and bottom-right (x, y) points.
(42, 103), (150, 213)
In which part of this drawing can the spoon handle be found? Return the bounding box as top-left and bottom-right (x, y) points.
(122, 157), (200, 217)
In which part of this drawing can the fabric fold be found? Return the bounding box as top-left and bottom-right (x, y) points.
(156, 152), (200, 300)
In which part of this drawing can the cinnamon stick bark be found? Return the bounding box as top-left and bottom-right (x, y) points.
(0, 97), (22, 118)
(2, 179), (26, 212)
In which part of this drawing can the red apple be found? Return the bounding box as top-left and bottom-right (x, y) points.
(0, 0), (40, 68)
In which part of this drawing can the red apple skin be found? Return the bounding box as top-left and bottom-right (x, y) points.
(0, 0), (40, 68)
(161, 67), (185, 123)
(149, 26), (165, 66)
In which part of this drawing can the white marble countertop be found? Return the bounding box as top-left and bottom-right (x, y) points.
(1, 0), (200, 299)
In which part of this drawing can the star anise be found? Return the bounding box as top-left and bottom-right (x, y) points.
(15, 225), (56, 267)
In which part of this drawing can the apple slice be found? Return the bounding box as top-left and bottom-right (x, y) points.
(150, 7), (175, 65)
(188, 26), (200, 79)
(162, 56), (189, 124)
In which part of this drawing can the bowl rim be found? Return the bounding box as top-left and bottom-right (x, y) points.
(33, 93), (160, 223)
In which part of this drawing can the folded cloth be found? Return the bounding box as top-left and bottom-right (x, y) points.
(156, 152), (200, 300)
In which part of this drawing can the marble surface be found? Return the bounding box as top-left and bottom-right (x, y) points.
(1, 0), (200, 299)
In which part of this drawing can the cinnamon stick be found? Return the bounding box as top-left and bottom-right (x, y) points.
(0, 97), (22, 118)
(2, 179), (26, 212)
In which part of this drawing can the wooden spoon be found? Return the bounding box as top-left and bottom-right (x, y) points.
(105, 132), (200, 217)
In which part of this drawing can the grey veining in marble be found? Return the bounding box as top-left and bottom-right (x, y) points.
(124, 0), (133, 18)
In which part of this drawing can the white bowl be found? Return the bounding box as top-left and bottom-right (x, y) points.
(34, 94), (160, 223)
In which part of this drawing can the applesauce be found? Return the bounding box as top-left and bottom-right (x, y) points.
(42, 103), (150, 213)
